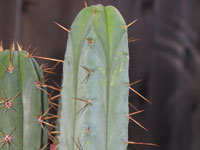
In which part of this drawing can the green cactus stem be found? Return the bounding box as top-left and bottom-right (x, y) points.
(0, 48), (49, 150)
(60, 4), (129, 150)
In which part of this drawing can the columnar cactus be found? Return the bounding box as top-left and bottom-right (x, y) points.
(60, 4), (129, 150)
(0, 47), (49, 150)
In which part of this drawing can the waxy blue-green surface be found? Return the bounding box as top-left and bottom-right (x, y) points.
(60, 4), (129, 150)
(0, 50), (49, 150)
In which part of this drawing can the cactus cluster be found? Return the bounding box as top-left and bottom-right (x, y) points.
(0, 3), (157, 150)
(0, 46), (49, 150)
(59, 4), (129, 150)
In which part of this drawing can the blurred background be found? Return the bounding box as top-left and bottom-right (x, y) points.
(1, 0), (200, 150)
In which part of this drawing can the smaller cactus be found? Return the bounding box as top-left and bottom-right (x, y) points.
(0, 43), (50, 150)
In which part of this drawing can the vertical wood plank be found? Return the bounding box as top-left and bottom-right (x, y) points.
(0, 0), (18, 48)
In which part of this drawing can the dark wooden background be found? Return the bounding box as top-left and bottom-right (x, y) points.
(1, 0), (200, 150)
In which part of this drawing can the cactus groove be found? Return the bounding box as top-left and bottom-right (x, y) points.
(60, 4), (129, 150)
(0, 49), (49, 150)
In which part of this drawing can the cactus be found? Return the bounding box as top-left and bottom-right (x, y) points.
(60, 4), (129, 150)
(0, 47), (49, 150)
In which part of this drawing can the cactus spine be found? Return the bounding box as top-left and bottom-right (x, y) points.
(0, 48), (49, 150)
(60, 4), (129, 150)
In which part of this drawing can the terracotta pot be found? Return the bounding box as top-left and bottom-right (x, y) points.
(50, 144), (57, 150)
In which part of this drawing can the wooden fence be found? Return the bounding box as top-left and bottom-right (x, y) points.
(1, 0), (200, 150)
